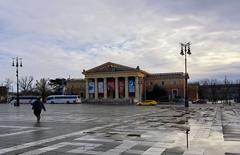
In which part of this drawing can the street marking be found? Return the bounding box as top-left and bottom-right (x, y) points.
(0, 125), (50, 137)
(67, 142), (101, 153)
(20, 142), (101, 155)
(0, 125), (30, 129)
(142, 147), (166, 155)
(0, 123), (117, 154)
(75, 135), (114, 142)
(84, 150), (105, 155)
(103, 140), (139, 154)
(0, 130), (41, 137)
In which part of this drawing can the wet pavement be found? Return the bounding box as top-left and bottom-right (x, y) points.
(0, 103), (240, 155)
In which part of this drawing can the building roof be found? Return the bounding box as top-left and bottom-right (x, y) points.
(83, 62), (147, 74)
(146, 72), (188, 79)
(82, 62), (188, 79)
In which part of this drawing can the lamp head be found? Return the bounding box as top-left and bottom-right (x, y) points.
(187, 44), (191, 55)
(180, 44), (184, 55)
(19, 58), (23, 67)
(12, 58), (15, 67)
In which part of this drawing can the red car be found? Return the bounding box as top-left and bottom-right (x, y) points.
(192, 99), (207, 104)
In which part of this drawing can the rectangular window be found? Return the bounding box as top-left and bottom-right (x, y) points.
(173, 80), (177, 85)
(172, 89), (178, 98)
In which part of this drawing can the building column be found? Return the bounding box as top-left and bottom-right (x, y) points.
(135, 77), (139, 101)
(139, 78), (142, 102)
(85, 78), (89, 99)
(115, 77), (119, 99)
(125, 77), (129, 99)
(104, 78), (107, 99)
(94, 78), (98, 99)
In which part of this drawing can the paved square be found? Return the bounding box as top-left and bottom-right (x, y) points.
(0, 103), (240, 154)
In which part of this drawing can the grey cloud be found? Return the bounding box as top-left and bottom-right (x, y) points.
(0, 0), (240, 82)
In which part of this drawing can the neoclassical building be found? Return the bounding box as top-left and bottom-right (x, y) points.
(78, 62), (189, 104)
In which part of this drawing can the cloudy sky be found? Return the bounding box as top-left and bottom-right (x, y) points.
(0, 0), (240, 85)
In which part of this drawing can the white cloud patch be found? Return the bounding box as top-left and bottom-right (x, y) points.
(0, 0), (240, 83)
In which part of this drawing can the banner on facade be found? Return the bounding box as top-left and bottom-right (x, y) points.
(89, 82), (95, 94)
(98, 82), (104, 93)
(107, 80), (115, 91)
(128, 79), (135, 93)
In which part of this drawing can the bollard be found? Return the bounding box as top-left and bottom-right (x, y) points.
(186, 128), (190, 149)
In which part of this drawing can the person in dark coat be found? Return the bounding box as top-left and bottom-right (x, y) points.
(32, 97), (46, 122)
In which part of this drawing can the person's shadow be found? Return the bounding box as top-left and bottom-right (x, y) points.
(34, 121), (42, 127)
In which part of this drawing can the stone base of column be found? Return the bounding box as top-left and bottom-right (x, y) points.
(82, 98), (133, 105)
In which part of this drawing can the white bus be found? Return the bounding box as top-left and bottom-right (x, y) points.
(10, 96), (38, 104)
(46, 95), (81, 104)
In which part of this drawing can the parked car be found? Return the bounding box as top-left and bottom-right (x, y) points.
(136, 100), (157, 106)
(192, 99), (207, 104)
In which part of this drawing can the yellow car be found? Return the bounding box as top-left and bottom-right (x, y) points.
(136, 100), (157, 106)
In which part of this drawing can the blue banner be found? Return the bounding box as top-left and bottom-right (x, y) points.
(89, 82), (95, 94)
(128, 79), (135, 93)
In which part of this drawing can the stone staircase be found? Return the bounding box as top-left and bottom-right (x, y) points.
(82, 98), (134, 105)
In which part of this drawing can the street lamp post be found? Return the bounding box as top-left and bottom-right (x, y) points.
(180, 42), (191, 108)
(12, 57), (23, 107)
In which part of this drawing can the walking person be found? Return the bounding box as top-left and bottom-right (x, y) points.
(32, 97), (46, 122)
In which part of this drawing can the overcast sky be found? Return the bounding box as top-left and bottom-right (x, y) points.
(0, 0), (240, 85)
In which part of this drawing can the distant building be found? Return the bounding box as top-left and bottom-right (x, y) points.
(0, 86), (8, 103)
(65, 62), (198, 104)
(69, 62), (196, 104)
(65, 79), (85, 98)
(145, 73), (187, 100)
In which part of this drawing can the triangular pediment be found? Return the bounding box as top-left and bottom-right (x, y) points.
(84, 62), (138, 73)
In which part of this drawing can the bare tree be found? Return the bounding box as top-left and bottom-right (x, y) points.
(3, 78), (13, 92)
(236, 80), (240, 103)
(199, 79), (209, 100)
(35, 78), (51, 102)
(223, 76), (230, 104)
(19, 76), (34, 95)
(210, 79), (218, 103)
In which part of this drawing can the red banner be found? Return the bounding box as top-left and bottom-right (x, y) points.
(107, 80), (115, 91)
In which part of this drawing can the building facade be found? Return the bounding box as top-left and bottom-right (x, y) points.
(0, 86), (8, 103)
(145, 73), (186, 100)
(65, 79), (86, 98)
(79, 62), (190, 104)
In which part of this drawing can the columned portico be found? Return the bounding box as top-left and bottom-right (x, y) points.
(83, 62), (145, 104)
(85, 76), (143, 101)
